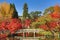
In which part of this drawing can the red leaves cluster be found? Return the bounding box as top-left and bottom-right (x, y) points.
(50, 12), (60, 18)
(39, 24), (49, 30)
(39, 21), (58, 30)
(50, 5), (60, 18)
(24, 19), (31, 28)
(48, 21), (58, 30)
(0, 18), (22, 34)
(8, 18), (22, 34)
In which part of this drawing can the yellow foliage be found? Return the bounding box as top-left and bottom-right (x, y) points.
(0, 2), (14, 20)
(1, 2), (10, 14)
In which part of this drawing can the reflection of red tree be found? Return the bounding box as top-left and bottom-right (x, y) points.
(0, 34), (7, 39)
(58, 21), (60, 25)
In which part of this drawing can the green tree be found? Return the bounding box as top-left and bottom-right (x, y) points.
(30, 11), (41, 19)
(23, 3), (29, 19)
(43, 6), (54, 15)
(35, 11), (41, 16)
(11, 4), (18, 18)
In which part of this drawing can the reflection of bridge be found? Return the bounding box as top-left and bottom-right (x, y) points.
(15, 37), (44, 40)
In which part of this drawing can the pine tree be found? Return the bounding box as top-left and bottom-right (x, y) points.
(11, 3), (18, 18)
(23, 3), (28, 19)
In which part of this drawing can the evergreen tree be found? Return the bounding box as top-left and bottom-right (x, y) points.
(23, 3), (28, 19)
(11, 4), (18, 18)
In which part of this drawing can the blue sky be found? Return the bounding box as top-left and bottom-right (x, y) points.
(0, 0), (60, 16)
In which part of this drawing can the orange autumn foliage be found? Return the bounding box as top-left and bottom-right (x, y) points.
(51, 11), (60, 18)
(50, 5), (60, 18)
(54, 5), (60, 12)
